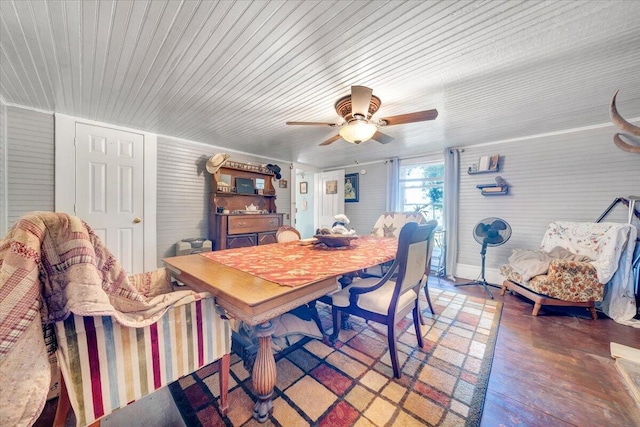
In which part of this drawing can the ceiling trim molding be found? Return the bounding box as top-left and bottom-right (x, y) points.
(470, 117), (640, 148)
(155, 132), (290, 163)
(1, 100), (55, 116)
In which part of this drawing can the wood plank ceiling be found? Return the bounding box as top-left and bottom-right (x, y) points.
(1, 0), (639, 168)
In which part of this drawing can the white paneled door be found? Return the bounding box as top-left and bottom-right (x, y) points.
(316, 170), (345, 230)
(75, 123), (144, 274)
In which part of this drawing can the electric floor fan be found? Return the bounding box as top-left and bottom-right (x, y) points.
(456, 217), (512, 298)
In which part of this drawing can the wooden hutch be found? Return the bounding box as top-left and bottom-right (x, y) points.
(209, 160), (283, 250)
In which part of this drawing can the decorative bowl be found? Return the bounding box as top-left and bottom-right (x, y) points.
(313, 234), (358, 248)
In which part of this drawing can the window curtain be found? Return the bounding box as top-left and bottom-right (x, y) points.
(386, 157), (400, 211)
(443, 148), (460, 279)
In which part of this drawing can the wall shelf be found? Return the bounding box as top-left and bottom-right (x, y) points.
(468, 166), (500, 175)
(215, 192), (276, 197)
(481, 186), (509, 196)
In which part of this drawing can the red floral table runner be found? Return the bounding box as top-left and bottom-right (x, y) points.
(200, 236), (398, 287)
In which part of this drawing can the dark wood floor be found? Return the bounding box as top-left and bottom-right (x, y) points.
(35, 276), (640, 426)
(432, 276), (640, 427)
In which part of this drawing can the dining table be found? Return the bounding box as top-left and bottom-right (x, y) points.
(163, 235), (398, 422)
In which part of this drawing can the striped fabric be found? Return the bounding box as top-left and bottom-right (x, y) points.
(54, 296), (231, 426)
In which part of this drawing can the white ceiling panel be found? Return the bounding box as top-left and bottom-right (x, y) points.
(1, 0), (639, 168)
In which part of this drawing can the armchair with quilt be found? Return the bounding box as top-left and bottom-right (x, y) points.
(0, 212), (231, 427)
(500, 221), (637, 320)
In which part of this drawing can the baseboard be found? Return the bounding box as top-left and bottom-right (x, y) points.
(454, 263), (504, 286)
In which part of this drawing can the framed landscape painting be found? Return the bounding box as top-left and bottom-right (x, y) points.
(345, 173), (359, 202)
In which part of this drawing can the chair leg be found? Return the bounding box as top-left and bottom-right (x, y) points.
(588, 305), (598, 320)
(219, 353), (230, 416)
(419, 276), (435, 325)
(424, 285), (434, 314)
(54, 376), (101, 427)
(418, 283), (436, 325)
(500, 282), (508, 296)
(413, 306), (424, 349)
(53, 375), (71, 427)
(532, 302), (542, 316)
(387, 321), (400, 378)
(307, 301), (326, 336)
(329, 307), (341, 343)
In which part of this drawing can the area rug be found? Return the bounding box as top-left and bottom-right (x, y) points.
(169, 288), (502, 426)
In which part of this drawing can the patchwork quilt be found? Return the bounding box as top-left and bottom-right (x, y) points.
(0, 212), (203, 426)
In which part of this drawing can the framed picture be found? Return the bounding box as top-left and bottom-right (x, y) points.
(279, 179), (288, 188)
(345, 173), (359, 203)
(235, 177), (255, 194)
(326, 180), (337, 194)
(300, 181), (308, 194)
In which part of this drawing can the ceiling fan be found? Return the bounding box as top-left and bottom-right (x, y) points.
(286, 85), (438, 146)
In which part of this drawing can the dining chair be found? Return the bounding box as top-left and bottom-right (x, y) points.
(328, 221), (438, 378)
(276, 225), (301, 243)
(364, 211), (426, 277)
(370, 211), (425, 238)
(275, 224), (331, 339)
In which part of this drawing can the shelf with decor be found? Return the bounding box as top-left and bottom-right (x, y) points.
(209, 161), (283, 250)
(214, 191), (277, 197)
(480, 186), (509, 196)
(476, 176), (509, 196)
(468, 154), (501, 174)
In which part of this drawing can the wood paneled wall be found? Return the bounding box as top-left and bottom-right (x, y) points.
(456, 124), (640, 280)
(2, 104), (636, 281)
(156, 136), (290, 265)
(156, 137), (213, 264)
(343, 162), (388, 235)
(0, 101), (6, 234)
(0, 106), (291, 266)
(4, 106), (54, 230)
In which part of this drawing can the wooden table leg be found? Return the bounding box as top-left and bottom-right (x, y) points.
(252, 321), (276, 423)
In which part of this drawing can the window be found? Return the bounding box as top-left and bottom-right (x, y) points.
(399, 158), (444, 225)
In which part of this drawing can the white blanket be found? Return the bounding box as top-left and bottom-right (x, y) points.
(508, 246), (592, 282)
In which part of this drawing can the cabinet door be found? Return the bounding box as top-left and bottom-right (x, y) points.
(258, 232), (277, 245)
(227, 233), (257, 249)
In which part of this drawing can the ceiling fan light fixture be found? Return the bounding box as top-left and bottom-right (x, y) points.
(339, 119), (377, 144)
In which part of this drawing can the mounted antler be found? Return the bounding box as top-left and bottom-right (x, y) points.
(610, 90), (640, 153)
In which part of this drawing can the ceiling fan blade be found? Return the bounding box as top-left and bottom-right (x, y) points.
(380, 109), (438, 126)
(319, 134), (342, 146)
(286, 121), (338, 127)
(371, 130), (394, 144)
(351, 86), (373, 117)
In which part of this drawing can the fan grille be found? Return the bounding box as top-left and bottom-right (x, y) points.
(473, 217), (512, 246)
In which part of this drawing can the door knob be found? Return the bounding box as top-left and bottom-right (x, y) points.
(133, 217), (142, 223)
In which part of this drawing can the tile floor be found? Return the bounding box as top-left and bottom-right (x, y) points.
(172, 289), (500, 426)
